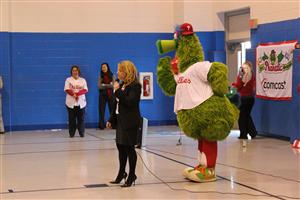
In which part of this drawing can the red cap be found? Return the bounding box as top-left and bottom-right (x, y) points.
(180, 23), (194, 35)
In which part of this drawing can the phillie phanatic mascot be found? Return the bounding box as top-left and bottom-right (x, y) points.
(156, 23), (239, 182)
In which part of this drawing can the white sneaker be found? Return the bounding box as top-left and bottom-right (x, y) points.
(242, 140), (247, 148)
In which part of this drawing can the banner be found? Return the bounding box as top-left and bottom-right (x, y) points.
(256, 40), (297, 100)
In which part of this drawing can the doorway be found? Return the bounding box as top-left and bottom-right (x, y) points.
(225, 7), (251, 84)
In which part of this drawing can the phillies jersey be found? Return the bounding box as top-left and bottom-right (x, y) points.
(64, 76), (88, 109)
(174, 61), (213, 113)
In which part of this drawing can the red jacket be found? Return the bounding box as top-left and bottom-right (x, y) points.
(232, 75), (255, 97)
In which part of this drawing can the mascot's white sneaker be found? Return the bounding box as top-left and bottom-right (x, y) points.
(183, 167), (195, 178)
(183, 164), (204, 178)
(185, 165), (216, 182)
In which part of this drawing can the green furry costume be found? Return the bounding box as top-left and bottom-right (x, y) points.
(156, 23), (238, 182)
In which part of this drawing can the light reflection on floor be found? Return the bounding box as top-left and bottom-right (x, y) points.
(0, 126), (299, 199)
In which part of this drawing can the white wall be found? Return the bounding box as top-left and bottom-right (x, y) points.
(179, 1), (214, 31)
(0, 0), (10, 31)
(173, 0), (184, 26)
(213, 1), (300, 31)
(173, 1), (299, 32)
(6, 0), (174, 32)
(1, 0), (299, 33)
(172, 1), (215, 32)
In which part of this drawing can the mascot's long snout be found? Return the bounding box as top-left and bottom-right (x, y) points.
(156, 40), (176, 55)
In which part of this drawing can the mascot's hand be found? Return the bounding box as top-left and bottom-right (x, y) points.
(158, 56), (171, 67)
(157, 56), (177, 96)
(171, 57), (179, 75)
(207, 62), (229, 96)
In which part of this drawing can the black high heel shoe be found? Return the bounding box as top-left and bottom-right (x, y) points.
(121, 175), (137, 187)
(109, 172), (127, 184)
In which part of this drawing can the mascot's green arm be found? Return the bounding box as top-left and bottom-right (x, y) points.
(156, 56), (177, 96)
(207, 62), (229, 96)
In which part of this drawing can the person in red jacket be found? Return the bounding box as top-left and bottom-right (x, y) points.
(232, 61), (257, 144)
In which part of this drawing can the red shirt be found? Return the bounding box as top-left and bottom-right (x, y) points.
(103, 72), (113, 97)
(232, 75), (255, 97)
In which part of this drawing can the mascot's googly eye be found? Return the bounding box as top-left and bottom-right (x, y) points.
(174, 25), (182, 39)
(174, 32), (178, 40)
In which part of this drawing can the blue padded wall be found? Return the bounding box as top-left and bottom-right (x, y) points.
(0, 32), (11, 129)
(247, 18), (300, 142)
(1, 31), (225, 130)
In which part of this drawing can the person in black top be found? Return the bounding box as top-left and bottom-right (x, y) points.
(98, 63), (115, 129)
(106, 60), (141, 187)
(232, 61), (257, 147)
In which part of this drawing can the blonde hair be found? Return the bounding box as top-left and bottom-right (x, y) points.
(118, 60), (138, 85)
(241, 60), (253, 86)
(243, 60), (252, 69)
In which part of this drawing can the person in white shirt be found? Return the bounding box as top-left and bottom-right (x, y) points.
(0, 75), (4, 134)
(64, 66), (88, 137)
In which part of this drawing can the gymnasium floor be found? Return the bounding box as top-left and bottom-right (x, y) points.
(0, 126), (299, 200)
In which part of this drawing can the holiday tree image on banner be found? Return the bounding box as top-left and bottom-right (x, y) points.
(256, 40), (298, 100)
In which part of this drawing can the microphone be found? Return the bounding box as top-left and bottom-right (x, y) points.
(114, 79), (124, 92)
(116, 79), (124, 85)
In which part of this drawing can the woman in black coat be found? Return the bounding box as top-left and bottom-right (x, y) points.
(106, 60), (141, 187)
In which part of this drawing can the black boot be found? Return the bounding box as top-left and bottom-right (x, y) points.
(121, 175), (137, 187)
(110, 172), (127, 184)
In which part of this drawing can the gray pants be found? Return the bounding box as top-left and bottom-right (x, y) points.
(0, 94), (4, 133)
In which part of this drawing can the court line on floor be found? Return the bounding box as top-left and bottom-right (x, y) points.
(1, 135), (297, 188)
(0, 132), (186, 146)
(1, 142), (297, 186)
(1, 135), (296, 198)
(0, 147), (116, 156)
(0, 139), (103, 146)
(141, 148), (287, 200)
(85, 132), (115, 141)
(0, 135), (181, 146)
(0, 180), (194, 195)
(145, 146), (300, 183)
(1, 143), (294, 199)
(0, 143), (172, 156)
(1, 139), (295, 185)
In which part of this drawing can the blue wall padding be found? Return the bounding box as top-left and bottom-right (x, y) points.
(248, 18), (300, 142)
(0, 31), (225, 130)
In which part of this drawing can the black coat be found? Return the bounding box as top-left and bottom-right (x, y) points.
(109, 82), (141, 145)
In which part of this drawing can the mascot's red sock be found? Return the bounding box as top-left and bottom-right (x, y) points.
(183, 139), (217, 182)
(198, 139), (217, 168)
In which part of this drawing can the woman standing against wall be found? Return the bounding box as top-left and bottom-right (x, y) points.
(98, 63), (115, 130)
(232, 61), (257, 146)
(106, 60), (141, 187)
(64, 65), (88, 138)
